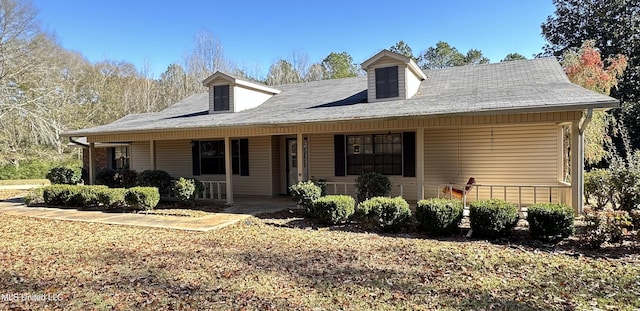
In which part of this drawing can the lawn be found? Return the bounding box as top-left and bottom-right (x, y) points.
(0, 179), (50, 186)
(0, 212), (639, 310)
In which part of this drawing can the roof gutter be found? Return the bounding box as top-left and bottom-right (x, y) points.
(579, 108), (593, 135)
(68, 137), (89, 148)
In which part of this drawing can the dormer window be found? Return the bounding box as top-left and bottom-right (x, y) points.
(375, 66), (399, 99)
(213, 85), (230, 111)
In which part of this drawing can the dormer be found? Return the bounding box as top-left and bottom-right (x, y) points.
(361, 50), (427, 103)
(202, 72), (280, 114)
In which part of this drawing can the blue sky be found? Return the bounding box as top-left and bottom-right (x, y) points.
(32, 0), (556, 79)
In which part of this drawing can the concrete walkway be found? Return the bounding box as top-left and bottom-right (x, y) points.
(0, 197), (298, 232)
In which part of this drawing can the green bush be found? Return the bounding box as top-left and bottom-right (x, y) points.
(527, 203), (574, 240)
(95, 168), (118, 187)
(469, 199), (519, 238)
(608, 151), (640, 212)
(77, 186), (108, 208)
(356, 172), (391, 202)
(97, 188), (127, 209)
(136, 170), (173, 197)
(312, 195), (355, 225)
(174, 177), (204, 206)
(96, 168), (138, 188)
(42, 185), (109, 208)
(43, 185), (79, 207)
(311, 178), (328, 196)
(46, 166), (82, 185)
(416, 198), (463, 236)
(582, 208), (632, 248)
(358, 196), (411, 232)
(584, 169), (612, 209)
(24, 187), (45, 206)
(289, 181), (322, 213)
(125, 187), (160, 211)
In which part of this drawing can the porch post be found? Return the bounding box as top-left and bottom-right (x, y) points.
(570, 121), (581, 214)
(297, 133), (304, 183)
(149, 140), (156, 170)
(416, 128), (425, 201)
(88, 142), (95, 185)
(224, 137), (234, 204)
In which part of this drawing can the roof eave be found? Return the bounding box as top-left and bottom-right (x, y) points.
(61, 99), (619, 138)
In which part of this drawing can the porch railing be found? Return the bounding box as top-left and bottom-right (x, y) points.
(197, 180), (226, 200)
(437, 182), (572, 209)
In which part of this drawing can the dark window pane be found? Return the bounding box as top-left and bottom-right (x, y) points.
(214, 85), (230, 111)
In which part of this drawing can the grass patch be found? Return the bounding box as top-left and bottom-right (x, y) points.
(0, 179), (50, 186)
(0, 214), (638, 310)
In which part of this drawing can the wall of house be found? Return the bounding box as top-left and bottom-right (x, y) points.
(130, 142), (151, 172)
(423, 123), (565, 205)
(139, 137), (273, 196)
(83, 148), (109, 173)
(405, 66), (422, 99)
(234, 85), (273, 112)
(307, 133), (417, 200)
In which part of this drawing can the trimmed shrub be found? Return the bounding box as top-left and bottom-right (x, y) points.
(469, 199), (518, 238)
(359, 196), (411, 232)
(416, 198), (463, 236)
(43, 185), (79, 207)
(24, 187), (45, 206)
(527, 203), (575, 240)
(95, 168), (118, 187)
(584, 169), (612, 209)
(289, 181), (322, 213)
(312, 195), (355, 225)
(77, 185), (108, 208)
(42, 185), (107, 208)
(46, 166), (82, 185)
(125, 187), (160, 211)
(356, 172), (391, 202)
(96, 168), (138, 188)
(582, 208), (632, 248)
(311, 178), (328, 196)
(97, 188), (127, 209)
(174, 177), (204, 207)
(136, 170), (172, 197)
(117, 169), (139, 188)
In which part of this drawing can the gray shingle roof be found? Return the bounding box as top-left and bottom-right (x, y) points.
(63, 57), (618, 137)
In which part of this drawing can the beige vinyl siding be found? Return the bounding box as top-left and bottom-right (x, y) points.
(271, 136), (282, 196)
(130, 141), (151, 172)
(424, 123), (563, 205)
(87, 111), (583, 143)
(155, 140), (192, 177)
(308, 133), (417, 201)
(233, 136), (271, 196)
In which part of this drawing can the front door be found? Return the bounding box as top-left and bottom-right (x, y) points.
(286, 138), (308, 189)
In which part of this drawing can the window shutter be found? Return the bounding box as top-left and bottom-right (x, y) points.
(388, 66), (399, 98)
(334, 135), (346, 176)
(192, 141), (201, 176)
(240, 138), (249, 176)
(108, 147), (115, 170)
(375, 67), (388, 99)
(402, 132), (416, 177)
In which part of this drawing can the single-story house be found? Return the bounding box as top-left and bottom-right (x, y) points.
(63, 50), (618, 214)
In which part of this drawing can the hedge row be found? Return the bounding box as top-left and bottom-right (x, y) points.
(289, 180), (575, 239)
(41, 184), (159, 211)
